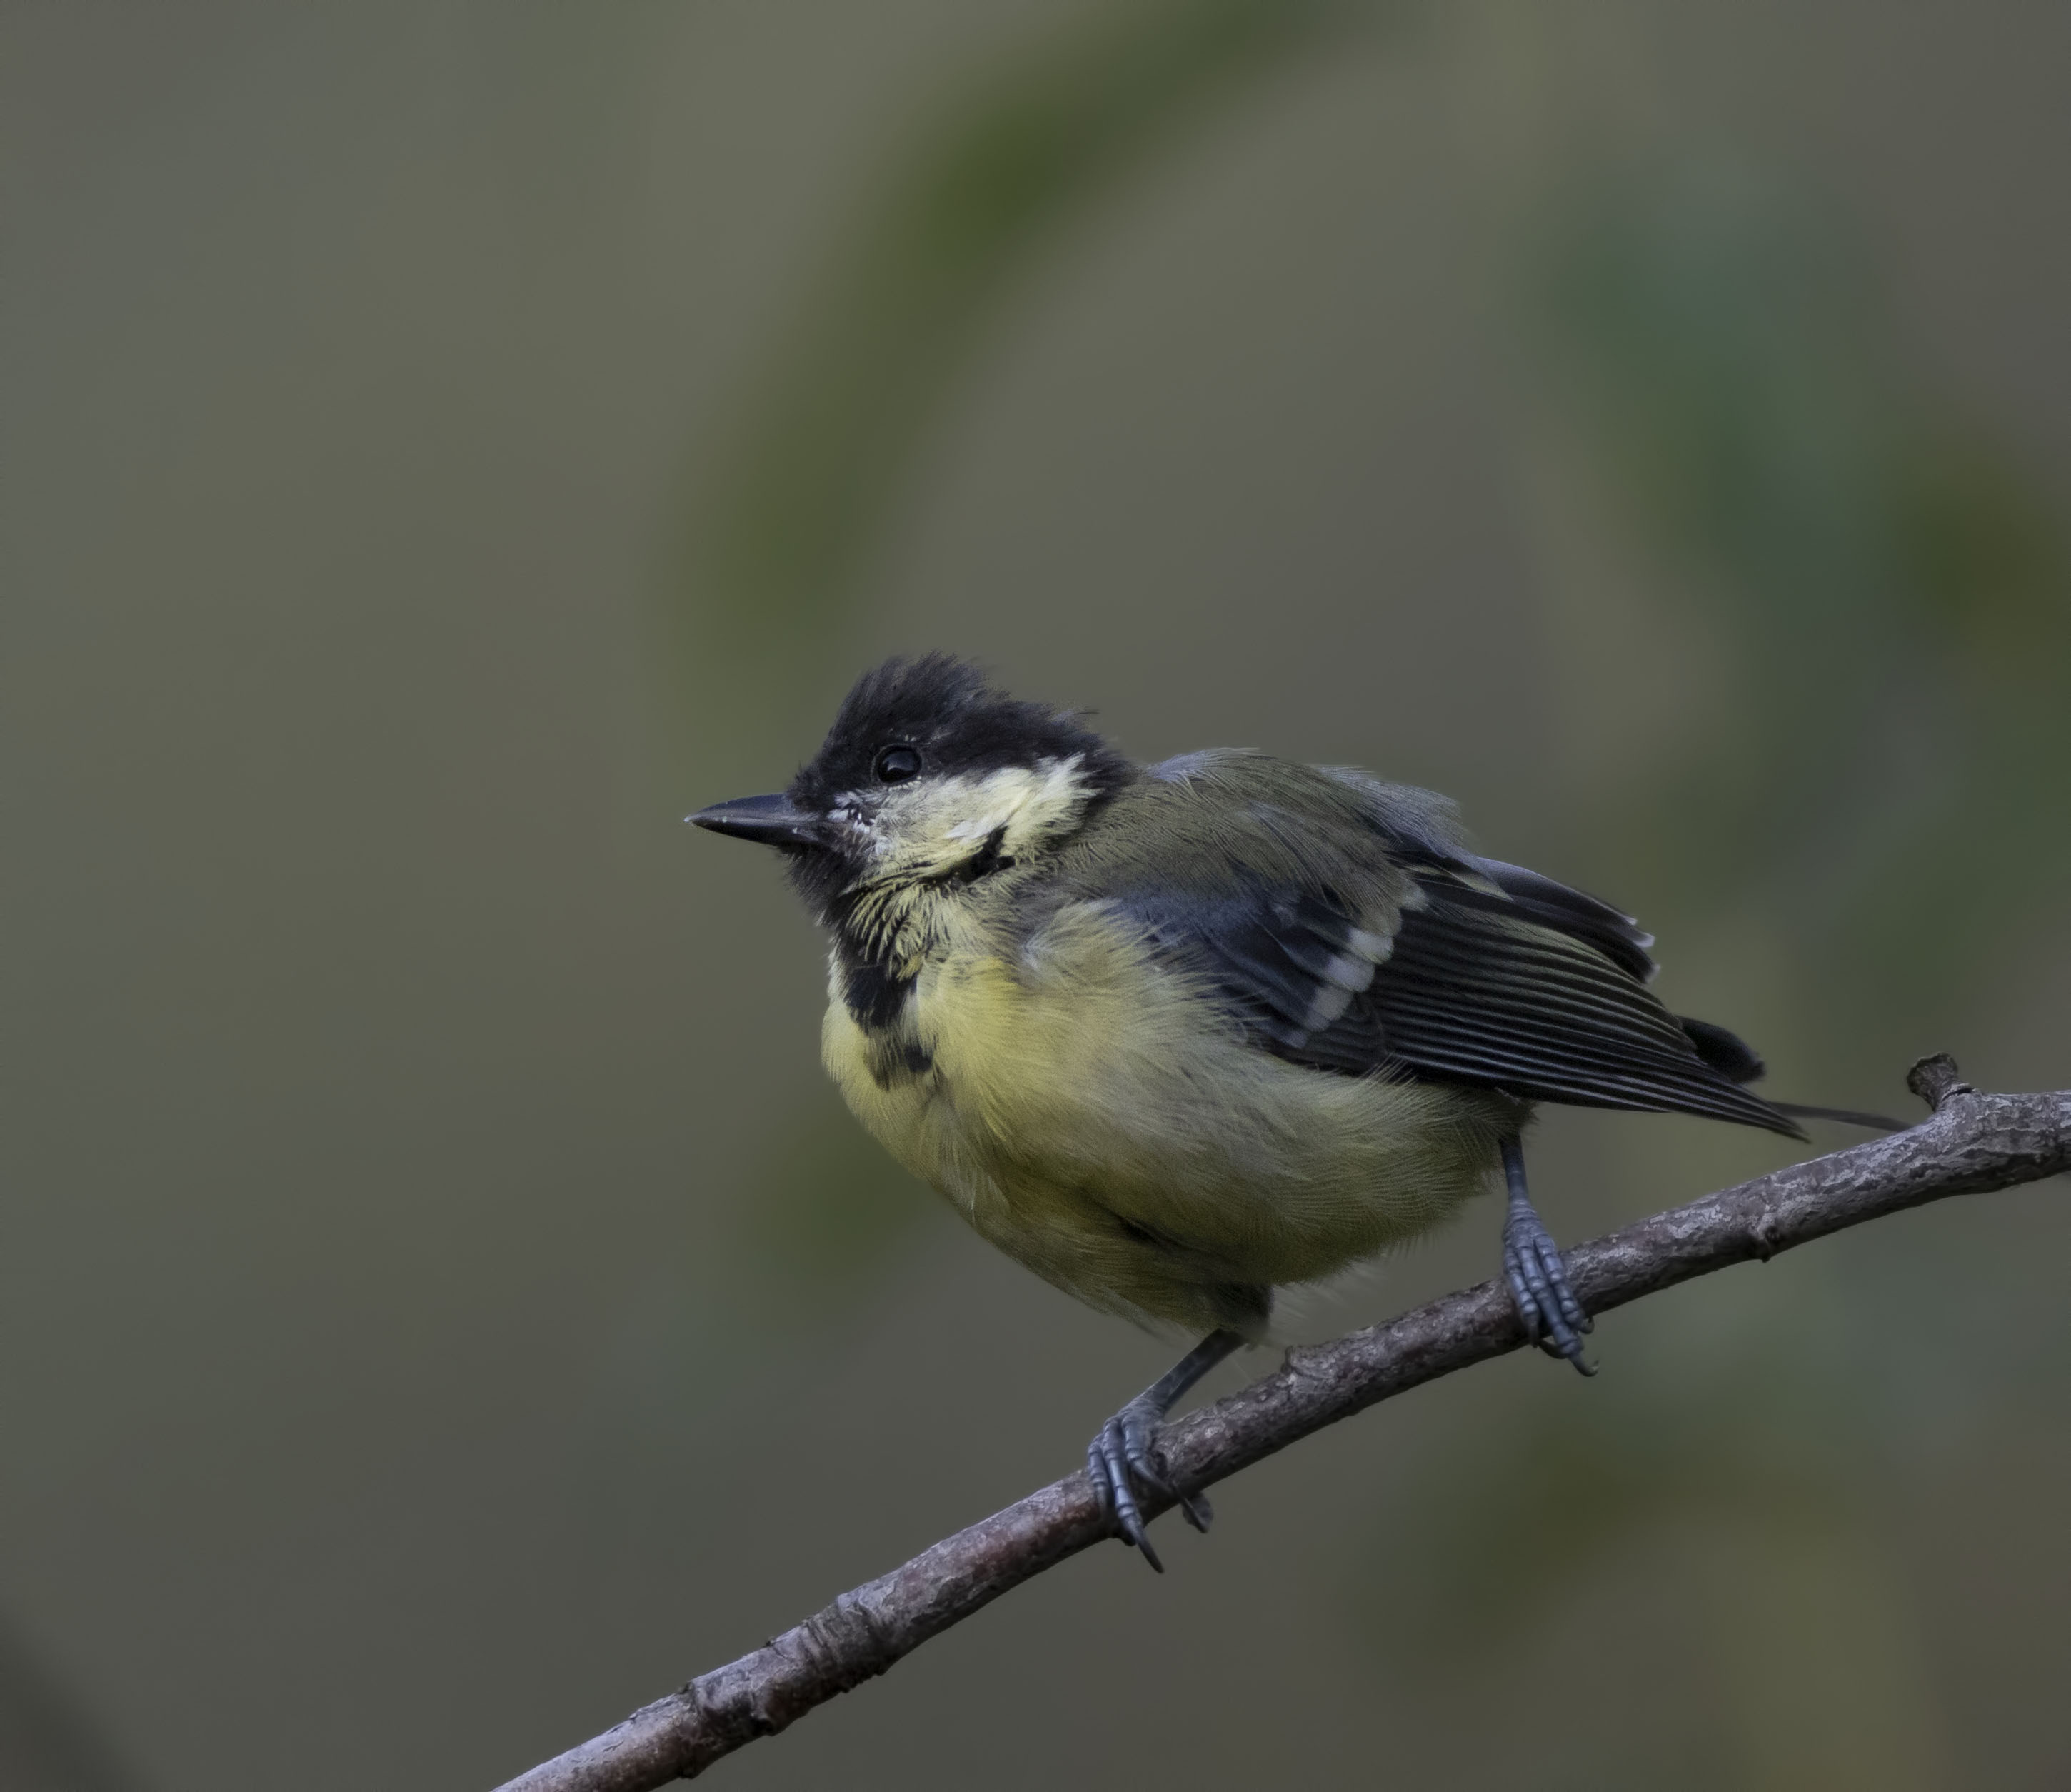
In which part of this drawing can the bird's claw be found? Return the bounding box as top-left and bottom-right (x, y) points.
(1503, 1204), (1595, 1376)
(1086, 1399), (1213, 1571)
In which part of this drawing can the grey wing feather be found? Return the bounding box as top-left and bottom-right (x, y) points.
(1122, 885), (1391, 1071)
(1371, 885), (1800, 1134)
(1472, 859), (1657, 982)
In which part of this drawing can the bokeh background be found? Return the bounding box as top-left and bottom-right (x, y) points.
(6, 3), (2070, 1788)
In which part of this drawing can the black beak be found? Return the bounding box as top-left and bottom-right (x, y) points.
(685, 793), (828, 849)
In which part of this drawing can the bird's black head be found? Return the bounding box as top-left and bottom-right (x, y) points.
(688, 654), (1134, 921)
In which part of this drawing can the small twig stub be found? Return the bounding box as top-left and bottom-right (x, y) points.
(1907, 1053), (1975, 1111)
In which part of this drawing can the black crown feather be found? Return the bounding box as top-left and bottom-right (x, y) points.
(789, 654), (1133, 809)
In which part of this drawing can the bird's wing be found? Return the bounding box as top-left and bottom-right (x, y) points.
(1365, 879), (1797, 1132)
(1118, 881), (1395, 1074)
(1100, 756), (1800, 1136)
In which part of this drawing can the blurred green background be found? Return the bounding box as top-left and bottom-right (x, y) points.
(5, 4), (2070, 1788)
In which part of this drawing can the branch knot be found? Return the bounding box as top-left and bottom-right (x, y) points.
(1747, 1207), (1780, 1262)
(1907, 1053), (1975, 1112)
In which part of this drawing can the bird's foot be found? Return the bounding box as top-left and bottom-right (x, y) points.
(1086, 1397), (1213, 1573)
(1503, 1188), (1595, 1375)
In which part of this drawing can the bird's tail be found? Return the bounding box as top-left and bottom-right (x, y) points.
(1678, 1016), (1910, 1133)
(1765, 1098), (1910, 1133)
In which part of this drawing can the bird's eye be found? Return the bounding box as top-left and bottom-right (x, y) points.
(874, 744), (923, 784)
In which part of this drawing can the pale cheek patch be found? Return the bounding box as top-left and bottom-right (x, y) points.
(996, 757), (1090, 856)
(862, 757), (1093, 885)
(940, 759), (1089, 856)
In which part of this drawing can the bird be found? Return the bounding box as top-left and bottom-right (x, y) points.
(688, 654), (1891, 1568)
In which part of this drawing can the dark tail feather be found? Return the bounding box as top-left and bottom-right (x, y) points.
(1678, 1016), (1767, 1084)
(1679, 1016), (1909, 1133)
(1765, 1099), (1910, 1133)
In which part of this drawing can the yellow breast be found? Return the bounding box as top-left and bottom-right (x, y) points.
(821, 898), (1513, 1335)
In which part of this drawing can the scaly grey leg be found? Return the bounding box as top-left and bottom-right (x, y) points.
(1086, 1328), (1245, 1571)
(1500, 1136), (1595, 1376)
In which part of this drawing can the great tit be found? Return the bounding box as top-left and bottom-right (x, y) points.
(690, 654), (1888, 1568)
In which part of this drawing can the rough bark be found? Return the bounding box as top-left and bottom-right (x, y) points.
(493, 1066), (2071, 1792)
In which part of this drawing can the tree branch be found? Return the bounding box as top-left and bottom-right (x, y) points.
(493, 1065), (2071, 1792)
